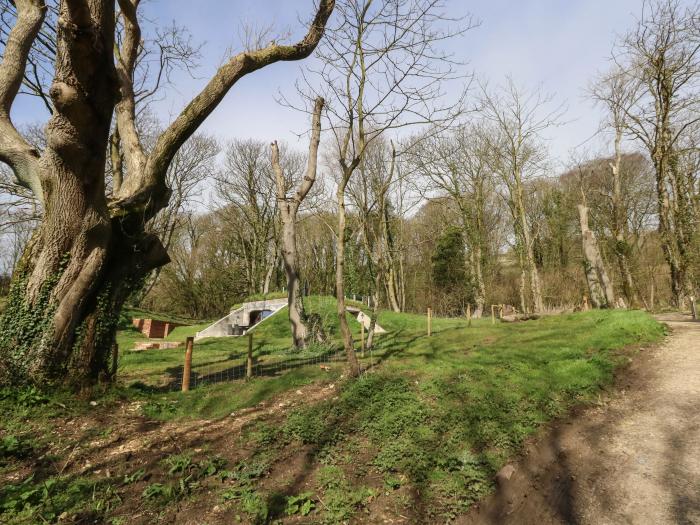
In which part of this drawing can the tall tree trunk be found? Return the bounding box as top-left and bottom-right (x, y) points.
(472, 243), (486, 317)
(578, 204), (614, 308)
(262, 243), (278, 295)
(610, 131), (639, 308)
(514, 173), (543, 312)
(656, 159), (686, 308)
(279, 210), (307, 347)
(271, 97), (324, 348)
(336, 184), (360, 376)
(366, 274), (380, 350)
(0, 0), (166, 387)
(517, 249), (528, 314)
(386, 265), (401, 313)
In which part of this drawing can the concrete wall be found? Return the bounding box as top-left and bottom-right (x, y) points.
(195, 298), (287, 339)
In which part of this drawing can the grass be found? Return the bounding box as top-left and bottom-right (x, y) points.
(237, 308), (664, 522)
(116, 296), (364, 419)
(0, 301), (666, 523)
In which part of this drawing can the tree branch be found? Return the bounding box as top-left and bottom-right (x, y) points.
(112, 0), (335, 217)
(0, 0), (45, 200)
(113, 0), (147, 190)
(296, 96), (324, 203)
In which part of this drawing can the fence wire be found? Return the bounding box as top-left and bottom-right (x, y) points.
(168, 342), (347, 391)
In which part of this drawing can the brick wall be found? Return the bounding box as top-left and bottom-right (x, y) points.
(132, 318), (180, 339)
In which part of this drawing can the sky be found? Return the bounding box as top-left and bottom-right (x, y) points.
(8, 0), (696, 167)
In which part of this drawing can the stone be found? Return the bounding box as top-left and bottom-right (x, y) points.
(497, 464), (516, 483)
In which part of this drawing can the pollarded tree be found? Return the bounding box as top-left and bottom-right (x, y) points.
(0, 0), (335, 388)
(271, 97), (324, 348)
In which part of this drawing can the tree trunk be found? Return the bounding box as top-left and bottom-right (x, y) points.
(262, 243), (278, 295)
(610, 133), (639, 308)
(366, 270), (381, 349)
(336, 184), (360, 376)
(515, 173), (543, 312)
(470, 245), (486, 318)
(578, 204), (614, 308)
(0, 217), (167, 387)
(271, 97), (323, 349)
(386, 265), (401, 313)
(517, 248), (527, 314)
(0, 0), (169, 388)
(280, 207), (308, 348)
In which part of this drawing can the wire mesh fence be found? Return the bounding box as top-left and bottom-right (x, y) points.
(168, 339), (347, 392)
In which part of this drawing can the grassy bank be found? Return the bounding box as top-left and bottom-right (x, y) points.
(0, 306), (664, 524)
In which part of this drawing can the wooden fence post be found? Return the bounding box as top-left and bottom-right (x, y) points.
(246, 333), (254, 379)
(182, 337), (194, 392)
(427, 307), (432, 336)
(466, 304), (472, 327)
(691, 296), (697, 321)
(491, 305), (496, 325)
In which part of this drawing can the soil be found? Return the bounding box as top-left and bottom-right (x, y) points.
(460, 313), (700, 525)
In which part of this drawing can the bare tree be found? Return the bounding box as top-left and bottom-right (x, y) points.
(590, 68), (642, 307)
(408, 123), (495, 317)
(0, 0), (335, 387)
(612, 0), (700, 307)
(271, 96), (324, 348)
(215, 139), (283, 296)
(299, 0), (471, 375)
(347, 138), (400, 348)
(479, 79), (564, 313)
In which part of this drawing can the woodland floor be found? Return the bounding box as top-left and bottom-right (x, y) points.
(0, 308), (681, 524)
(462, 312), (700, 525)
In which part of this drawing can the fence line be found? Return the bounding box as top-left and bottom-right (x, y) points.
(170, 343), (346, 392)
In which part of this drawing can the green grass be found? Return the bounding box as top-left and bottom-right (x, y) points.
(116, 297), (365, 419)
(1, 303), (665, 523)
(118, 301), (666, 519)
(256, 308), (664, 521)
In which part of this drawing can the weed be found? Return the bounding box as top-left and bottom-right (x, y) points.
(0, 435), (34, 463)
(317, 465), (376, 523)
(0, 474), (111, 523)
(285, 492), (316, 516)
(122, 468), (146, 485)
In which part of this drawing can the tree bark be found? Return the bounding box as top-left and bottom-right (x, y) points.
(610, 131), (639, 308)
(336, 180), (360, 376)
(0, 0), (335, 387)
(578, 204), (615, 308)
(279, 210), (307, 347)
(271, 97), (324, 349)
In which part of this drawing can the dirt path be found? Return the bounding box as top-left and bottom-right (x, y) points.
(462, 313), (700, 525)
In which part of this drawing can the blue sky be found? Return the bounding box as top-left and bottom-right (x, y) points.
(11, 0), (687, 166)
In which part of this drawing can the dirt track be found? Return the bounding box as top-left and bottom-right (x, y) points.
(462, 313), (700, 525)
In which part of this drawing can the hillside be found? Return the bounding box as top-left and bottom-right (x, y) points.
(0, 305), (664, 524)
